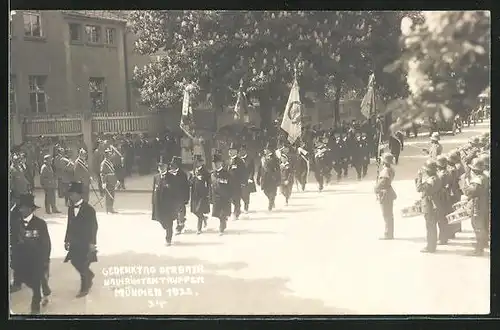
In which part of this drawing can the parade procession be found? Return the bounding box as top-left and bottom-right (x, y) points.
(9, 10), (490, 316)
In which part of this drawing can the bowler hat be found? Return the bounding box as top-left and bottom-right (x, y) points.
(18, 194), (40, 209)
(68, 181), (83, 194)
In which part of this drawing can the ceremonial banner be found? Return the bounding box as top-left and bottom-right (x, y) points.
(180, 87), (195, 139)
(281, 79), (302, 144)
(361, 73), (376, 119)
(234, 90), (249, 122)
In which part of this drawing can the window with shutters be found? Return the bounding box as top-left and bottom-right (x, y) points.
(29, 75), (47, 113)
(89, 77), (106, 112)
(105, 27), (115, 45)
(23, 12), (42, 37)
(85, 25), (101, 43)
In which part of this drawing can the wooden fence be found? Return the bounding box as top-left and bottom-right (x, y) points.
(23, 114), (83, 137)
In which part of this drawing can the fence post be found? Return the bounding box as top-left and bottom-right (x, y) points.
(81, 112), (94, 168)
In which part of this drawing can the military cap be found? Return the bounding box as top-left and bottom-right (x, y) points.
(422, 159), (438, 174)
(468, 158), (485, 172)
(436, 155), (448, 168)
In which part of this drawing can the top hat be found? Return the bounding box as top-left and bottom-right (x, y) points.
(213, 153), (223, 163)
(430, 132), (440, 141)
(68, 181), (84, 194)
(158, 156), (166, 165)
(194, 154), (204, 162)
(170, 156), (182, 166)
(18, 194), (40, 209)
(239, 143), (247, 149)
(229, 142), (239, 150)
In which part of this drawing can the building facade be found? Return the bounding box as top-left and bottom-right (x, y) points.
(9, 10), (149, 116)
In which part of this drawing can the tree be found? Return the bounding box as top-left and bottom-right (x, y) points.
(385, 11), (490, 131)
(128, 10), (406, 127)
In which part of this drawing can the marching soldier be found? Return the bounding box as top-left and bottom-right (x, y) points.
(73, 148), (93, 202)
(423, 132), (443, 160)
(11, 194), (52, 314)
(227, 142), (246, 220)
(64, 182), (98, 297)
(462, 158), (489, 256)
(239, 144), (256, 215)
(40, 155), (60, 214)
(168, 156), (190, 235)
(100, 149), (118, 214)
(54, 147), (74, 207)
(279, 154), (294, 205)
(152, 158), (178, 245)
(190, 155), (211, 234)
(415, 160), (442, 253)
(374, 153), (397, 240)
(436, 155), (452, 245)
(256, 144), (281, 211)
(351, 132), (370, 180)
(210, 153), (231, 235)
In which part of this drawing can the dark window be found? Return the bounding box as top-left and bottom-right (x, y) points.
(23, 12), (42, 37)
(69, 23), (81, 42)
(89, 77), (106, 112)
(85, 25), (101, 43)
(105, 28), (115, 45)
(28, 75), (47, 113)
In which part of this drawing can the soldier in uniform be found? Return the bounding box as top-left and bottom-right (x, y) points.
(227, 142), (246, 220)
(210, 153), (231, 235)
(279, 154), (294, 205)
(190, 155), (211, 234)
(294, 140), (310, 191)
(168, 156), (190, 235)
(446, 151), (465, 237)
(436, 155), (452, 245)
(423, 132), (443, 160)
(12, 194), (52, 314)
(389, 131), (404, 165)
(111, 146), (126, 190)
(73, 148), (93, 202)
(64, 182), (98, 297)
(54, 147), (74, 207)
(374, 153), (397, 240)
(312, 135), (331, 191)
(462, 158), (489, 256)
(415, 160), (442, 253)
(20, 151), (36, 190)
(256, 144), (281, 211)
(100, 149), (118, 214)
(239, 144), (256, 215)
(40, 155), (60, 214)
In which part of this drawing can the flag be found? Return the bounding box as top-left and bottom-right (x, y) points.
(360, 73), (376, 119)
(179, 87), (195, 139)
(281, 79), (302, 144)
(233, 90), (248, 122)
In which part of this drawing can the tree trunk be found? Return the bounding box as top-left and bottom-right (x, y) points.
(333, 81), (342, 125)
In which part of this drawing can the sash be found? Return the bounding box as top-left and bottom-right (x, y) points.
(104, 159), (115, 173)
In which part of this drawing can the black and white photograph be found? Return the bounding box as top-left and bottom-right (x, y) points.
(8, 9), (490, 316)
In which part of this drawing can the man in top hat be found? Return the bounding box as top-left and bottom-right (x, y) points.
(168, 156), (190, 235)
(39, 154), (60, 214)
(423, 132), (443, 160)
(64, 182), (98, 297)
(73, 148), (92, 202)
(256, 143), (281, 211)
(351, 132), (370, 181)
(462, 158), (490, 256)
(374, 153), (397, 240)
(152, 157), (177, 245)
(279, 153), (294, 205)
(210, 153), (231, 235)
(190, 155), (211, 234)
(11, 194), (52, 314)
(415, 159), (442, 253)
(227, 142), (246, 220)
(100, 148), (118, 214)
(239, 144), (256, 215)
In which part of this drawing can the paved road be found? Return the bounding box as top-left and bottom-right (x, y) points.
(11, 122), (489, 315)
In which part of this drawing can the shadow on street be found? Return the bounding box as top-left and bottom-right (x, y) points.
(10, 254), (356, 315)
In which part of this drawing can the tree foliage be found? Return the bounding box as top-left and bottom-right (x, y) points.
(128, 10), (408, 126)
(386, 10), (490, 130)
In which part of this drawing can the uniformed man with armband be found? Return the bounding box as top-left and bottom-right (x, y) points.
(436, 155), (452, 245)
(415, 160), (442, 253)
(374, 153), (397, 240)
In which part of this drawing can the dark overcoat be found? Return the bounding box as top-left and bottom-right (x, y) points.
(64, 202), (98, 264)
(210, 168), (231, 219)
(190, 165), (211, 215)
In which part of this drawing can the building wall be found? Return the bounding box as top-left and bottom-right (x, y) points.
(9, 10), (151, 115)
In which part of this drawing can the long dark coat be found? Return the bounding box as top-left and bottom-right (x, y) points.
(64, 202), (98, 264)
(256, 154), (280, 197)
(228, 156), (246, 198)
(152, 173), (181, 226)
(13, 214), (52, 286)
(210, 167), (231, 219)
(190, 165), (211, 215)
(240, 155), (257, 194)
